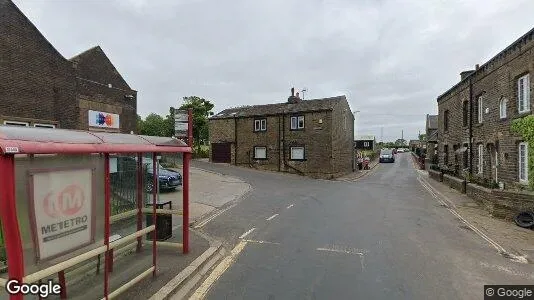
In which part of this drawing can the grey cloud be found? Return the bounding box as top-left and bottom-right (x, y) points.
(12, 0), (534, 141)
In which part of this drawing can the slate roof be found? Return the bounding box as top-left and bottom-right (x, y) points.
(426, 114), (438, 130)
(210, 96), (346, 119)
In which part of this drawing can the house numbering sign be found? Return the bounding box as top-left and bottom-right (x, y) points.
(31, 169), (94, 260)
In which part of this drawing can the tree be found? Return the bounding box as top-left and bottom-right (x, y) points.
(419, 133), (427, 141)
(178, 96), (214, 151)
(138, 113), (168, 137)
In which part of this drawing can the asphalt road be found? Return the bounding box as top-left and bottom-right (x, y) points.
(191, 154), (533, 300)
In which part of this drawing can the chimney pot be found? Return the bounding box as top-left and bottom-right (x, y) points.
(291, 87), (295, 96)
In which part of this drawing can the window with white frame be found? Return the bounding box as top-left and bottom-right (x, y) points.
(290, 146), (305, 160)
(3, 121), (29, 126)
(519, 142), (529, 183)
(34, 123), (56, 128)
(477, 95), (484, 123)
(477, 144), (484, 174)
(518, 74), (531, 113)
(499, 97), (507, 119)
(290, 116), (305, 130)
(254, 146), (267, 159)
(254, 119), (266, 132)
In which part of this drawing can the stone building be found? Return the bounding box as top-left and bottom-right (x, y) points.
(437, 27), (533, 189)
(209, 89), (355, 179)
(425, 114), (438, 168)
(0, 0), (137, 133)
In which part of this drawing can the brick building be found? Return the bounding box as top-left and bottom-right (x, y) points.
(209, 89), (355, 179)
(0, 0), (137, 133)
(437, 27), (533, 189)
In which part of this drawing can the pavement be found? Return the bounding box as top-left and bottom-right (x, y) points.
(415, 167), (534, 262)
(336, 159), (380, 182)
(181, 153), (534, 300)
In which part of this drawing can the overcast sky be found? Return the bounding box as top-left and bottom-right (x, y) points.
(13, 0), (534, 141)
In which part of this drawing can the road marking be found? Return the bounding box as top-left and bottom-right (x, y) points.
(190, 240), (248, 300)
(266, 213), (279, 221)
(316, 247), (365, 256)
(316, 247), (366, 270)
(286, 204), (294, 209)
(238, 228), (256, 239)
(193, 203), (236, 229)
(242, 239), (280, 245)
(417, 176), (528, 264)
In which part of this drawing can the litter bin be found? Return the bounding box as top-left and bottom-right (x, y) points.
(146, 200), (172, 241)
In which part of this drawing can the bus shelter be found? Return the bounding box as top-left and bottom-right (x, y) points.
(0, 125), (192, 299)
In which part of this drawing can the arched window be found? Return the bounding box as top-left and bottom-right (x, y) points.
(499, 97), (507, 119)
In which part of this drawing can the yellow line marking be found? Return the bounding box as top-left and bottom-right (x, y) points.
(190, 240), (248, 300)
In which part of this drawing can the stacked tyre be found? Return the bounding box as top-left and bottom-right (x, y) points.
(514, 211), (534, 229)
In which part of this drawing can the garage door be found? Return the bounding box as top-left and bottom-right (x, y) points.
(211, 143), (231, 163)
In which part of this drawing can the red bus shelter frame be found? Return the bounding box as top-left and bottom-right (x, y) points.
(0, 111), (193, 300)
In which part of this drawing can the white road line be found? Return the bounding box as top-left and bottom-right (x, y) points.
(242, 239), (280, 245)
(190, 240), (248, 300)
(316, 247), (365, 256)
(286, 204), (294, 209)
(238, 228), (256, 239)
(417, 176), (528, 264)
(266, 213), (279, 221)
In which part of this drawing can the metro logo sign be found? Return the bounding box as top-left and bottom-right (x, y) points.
(43, 185), (85, 218)
(31, 169), (94, 260)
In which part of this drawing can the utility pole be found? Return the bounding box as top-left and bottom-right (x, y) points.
(380, 127), (383, 143)
(401, 129), (404, 141)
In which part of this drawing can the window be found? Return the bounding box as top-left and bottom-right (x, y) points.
(478, 144), (483, 174)
(477, 95), (484, 123)
(519, 142), (529, 183)
(254, 146), (267, 159)
(443, 145), (449, 165)
(499, 97), (507, 119)
(444, 110), (449, 131)
(518, 74), (531, 113)
(290, 146), (305, 160)
(254, 119), (266, 132)
(462, 101), (468, 127)
(34, 123), (56, 128)
(3, 121), (29, 126)
(290, 116), (304, 130)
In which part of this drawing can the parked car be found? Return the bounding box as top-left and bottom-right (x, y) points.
(397, 148), (406, 153)
(114, 156), (182, 193)
(379, 149), (395, 163)
(143, 158), (182, 193)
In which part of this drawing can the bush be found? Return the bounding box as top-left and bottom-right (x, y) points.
(192, 146), (209, 159)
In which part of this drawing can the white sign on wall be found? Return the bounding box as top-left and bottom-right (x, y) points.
(88, 110), (120, 129)
(174, 109), (189, 137)
(31, 168), (94, 260)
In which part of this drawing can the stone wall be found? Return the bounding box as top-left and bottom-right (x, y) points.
(466, 183), (534, 220)
(437, 28), (534, 187)
(443, 174), (466, 193)
(429, 169), (443, 182)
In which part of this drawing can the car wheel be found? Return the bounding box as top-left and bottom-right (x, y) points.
(514, 211), (534, 228)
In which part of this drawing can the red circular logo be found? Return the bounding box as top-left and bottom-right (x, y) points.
(43, 185), (85, 218)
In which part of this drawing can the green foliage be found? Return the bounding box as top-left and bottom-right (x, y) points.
(395, 138), (407, 146)
(511, 115), (534, 190)
(419, 133), (427, 141)
(178, 96), (215, 151)
(192, 145), (210, 159)
(138, 113), (169, 137)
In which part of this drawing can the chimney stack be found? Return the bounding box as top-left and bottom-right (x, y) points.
(287, 87), (300, 104)
(460, 70), (475, 81)
(475, 64), (480, 70)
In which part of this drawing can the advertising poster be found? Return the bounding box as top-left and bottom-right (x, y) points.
(30, 168), (94, 260)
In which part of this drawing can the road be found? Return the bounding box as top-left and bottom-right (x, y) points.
(190, 153), (533, 300)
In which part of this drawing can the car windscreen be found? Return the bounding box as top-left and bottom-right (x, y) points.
(380, 150), (392, 155)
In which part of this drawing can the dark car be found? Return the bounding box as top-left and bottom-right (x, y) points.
(379, 149), (395, 163)
(143, 159), (182, 193)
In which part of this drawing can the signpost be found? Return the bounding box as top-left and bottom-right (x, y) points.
(174, 109), (192, 147)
